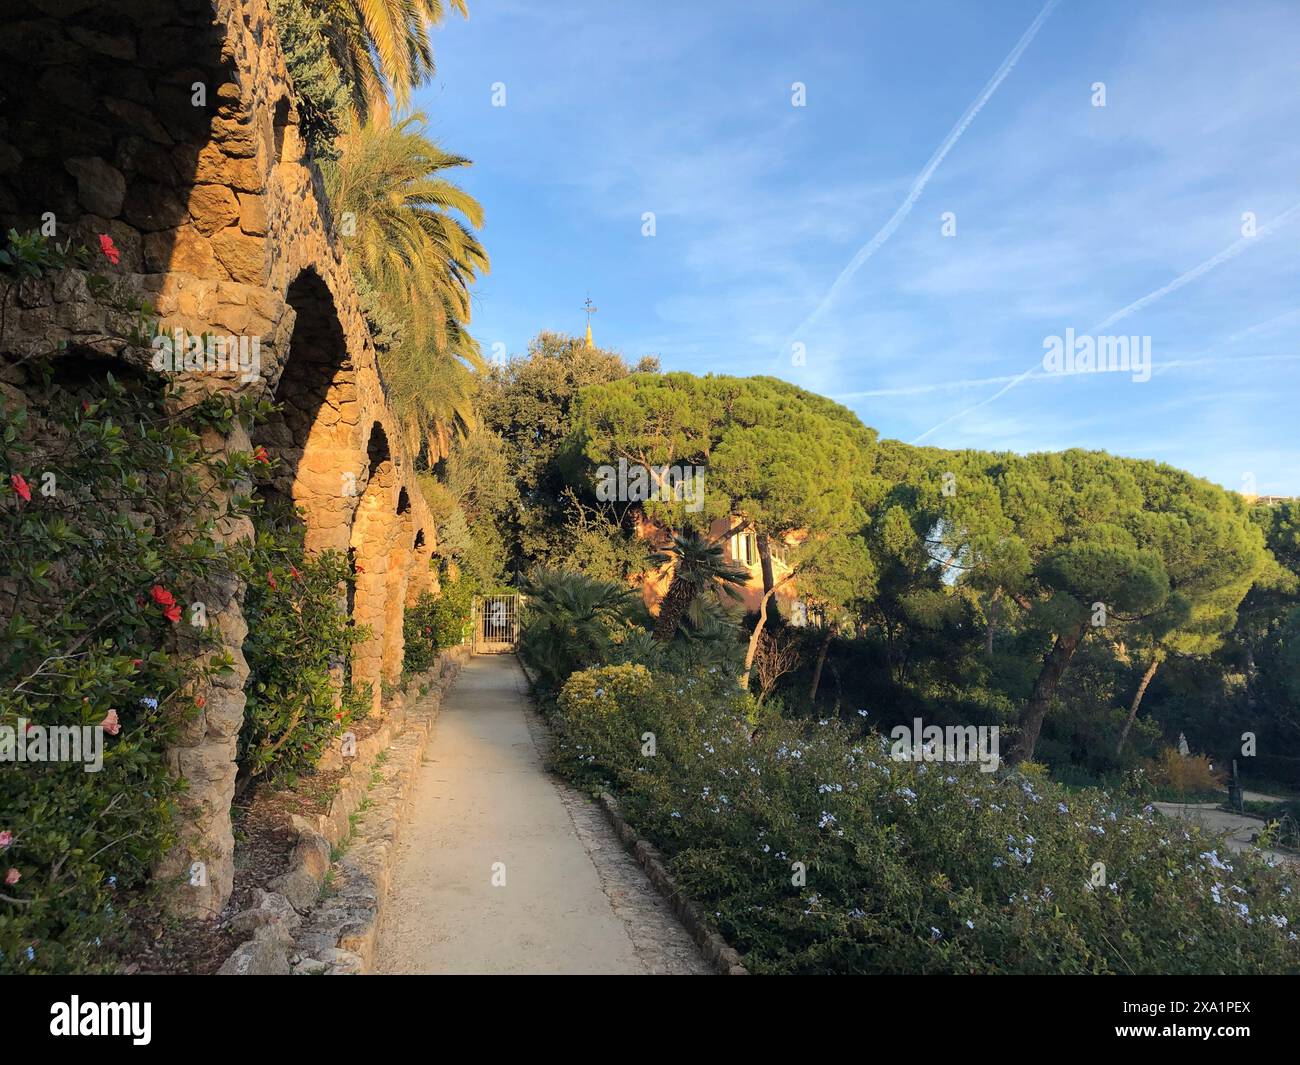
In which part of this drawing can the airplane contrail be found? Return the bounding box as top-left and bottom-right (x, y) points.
(786, 0), (1063, 348)
(910, 200), (1300, 443)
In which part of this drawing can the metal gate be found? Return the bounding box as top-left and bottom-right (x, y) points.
(471, 594), (522, 653)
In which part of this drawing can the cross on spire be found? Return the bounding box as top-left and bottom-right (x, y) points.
(582, 294), (597, 348)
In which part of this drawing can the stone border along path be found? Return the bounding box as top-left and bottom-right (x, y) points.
(373, 654), (716, 975)
(218, 646), (470, 975)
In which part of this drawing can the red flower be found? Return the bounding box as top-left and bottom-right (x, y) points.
(252, 445), (270, 465)
(267, 571), (278, 590)
(98, 233), (120, 265)
(194, 694), (206, 709)
(354, 562), (365, 575)
(9, 474), (31, 503)
(163, 603), (181, 624)
(289, 565), (302, 581)
(132, 659), (142, 667)
(150, 585), (176, 608)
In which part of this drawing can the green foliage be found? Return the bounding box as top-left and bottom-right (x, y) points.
(0, 366), (248, 974)
(476, 332), (655, 575)
(420, 427), (514, 587)
(288, 0), (469, 116)
(403, 591), (441, 674)
(574, 372), (876, 540)
(517, 569), (639, 696)
(269, 0), (350, 159)
(321, 111), (488, 459)
(428, 573), (476, 649)
(551, 664), (1300, 974)
(237, 512), (370, 786)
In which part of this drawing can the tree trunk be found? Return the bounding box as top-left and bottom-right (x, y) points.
(741, 584), (780, 688)
(652, 575), (694, 642)
(984, 588), (1002, 657)
(809, 628), (833, 702)
(756, 532), (778, 623)
(1008, 620), (1088, 764)
(1115, 653), (1161, 757)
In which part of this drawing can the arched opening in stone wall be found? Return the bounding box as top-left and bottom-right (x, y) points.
(349, 421), (398, 711)
(254, 269), (359, 553)
(406, 527), (436, 606)
(271, 95), (292, 164)
(383, 503), (414, 683)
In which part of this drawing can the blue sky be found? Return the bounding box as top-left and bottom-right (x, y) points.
(412, 0), (1300, 495)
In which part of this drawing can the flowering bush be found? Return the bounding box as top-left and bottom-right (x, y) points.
(0, 365), (255, 973)
(237, 510), (370, 786)
(552, 665), (1300, 974)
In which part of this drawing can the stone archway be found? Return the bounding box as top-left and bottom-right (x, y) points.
(349, 422), (399, 711)
(0, 0), (441, 919)
(382, 490), (414, 683)
(406, 527), (437, 605)
(255, 269), (360, 551)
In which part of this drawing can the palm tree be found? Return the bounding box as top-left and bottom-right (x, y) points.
(519, 569), (638, 690)
(651, 530), (749, 643)
(321, 110), (489, 458)
(311, 0), (469, 114)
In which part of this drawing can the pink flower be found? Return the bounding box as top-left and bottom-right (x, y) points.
(0, 831), (12, 849)
(100, 710), (120, 736)
(4, 868), (19, 886)
(98, 233), (120, 265)
(10, 473), (31, 503)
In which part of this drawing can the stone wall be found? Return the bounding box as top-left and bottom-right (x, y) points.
(0, 0), (442, 915)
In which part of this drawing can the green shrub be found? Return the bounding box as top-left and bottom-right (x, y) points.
(403, 591), (441, 674)
(429, 574), (476, 649)
(518, 569), (637, 696)
(0, 367), (255, 973)
(552, 664), (1300, 974)
(1144, 748), (1225, 800)
(237, 512), (370, 786)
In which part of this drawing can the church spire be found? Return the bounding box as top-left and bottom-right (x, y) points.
(582, 294), (597, 349)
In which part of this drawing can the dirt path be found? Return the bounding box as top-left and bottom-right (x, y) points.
(1153, 801), (1297, 866)
(374, 654), (711, 975)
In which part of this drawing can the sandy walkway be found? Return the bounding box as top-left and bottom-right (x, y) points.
(374, 654), (710, 974)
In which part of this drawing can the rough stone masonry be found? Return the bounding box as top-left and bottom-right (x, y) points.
(0, 0), (440, 915)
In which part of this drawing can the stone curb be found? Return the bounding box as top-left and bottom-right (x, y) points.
(515, 654), (749, 976)
(219, 645), (470, 975)
(594, 792), (749, 976)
